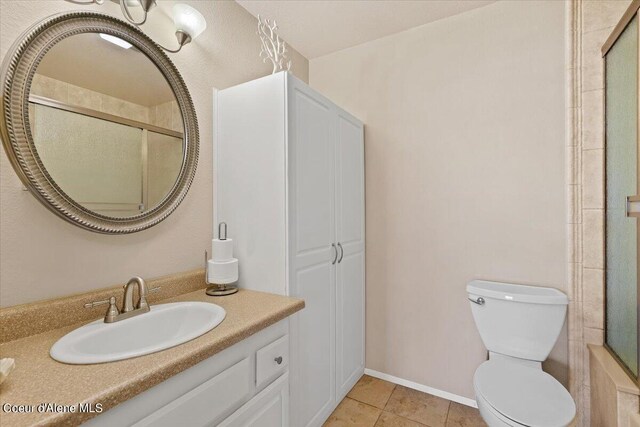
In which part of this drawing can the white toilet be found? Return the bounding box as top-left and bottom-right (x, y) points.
(467, 280), (576, 427)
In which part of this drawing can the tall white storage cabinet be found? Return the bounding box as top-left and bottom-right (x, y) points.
(214, 71), (365, 427)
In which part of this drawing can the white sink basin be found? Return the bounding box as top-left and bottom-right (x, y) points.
(50, 302), (226, 364)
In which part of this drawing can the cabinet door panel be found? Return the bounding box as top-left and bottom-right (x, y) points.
(288, 77), (336, 427)
(295, 264), (335, 425)
(337, 115), (365, 247)
(336, 251), (365, 398)
(293, 90), (334, 254)
(335, 111), (365, 399)
(219, 373), (289, 427)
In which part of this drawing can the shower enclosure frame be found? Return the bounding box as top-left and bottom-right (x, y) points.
(28, 95), (184, 216)
(602, 0), (640, 385)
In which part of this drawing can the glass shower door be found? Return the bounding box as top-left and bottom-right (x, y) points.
(605, 15), (639, 379)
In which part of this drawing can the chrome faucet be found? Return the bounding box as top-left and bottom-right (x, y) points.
(84, 277), (159, 323)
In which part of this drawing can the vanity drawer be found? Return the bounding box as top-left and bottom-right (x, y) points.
(256, 335), (288, 389)
(133, 357), (252, 427)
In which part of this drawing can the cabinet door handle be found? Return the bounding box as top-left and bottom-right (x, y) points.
(274, 356), (283, 365)
(627, 195), (640, 218)
(331, 244), (338, 264)
(337, 243), (344, 263)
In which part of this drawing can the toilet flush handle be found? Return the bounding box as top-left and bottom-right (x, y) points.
(468, 297), (485, 305)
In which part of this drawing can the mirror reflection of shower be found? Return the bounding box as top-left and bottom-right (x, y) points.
(28, 32), (184, 218)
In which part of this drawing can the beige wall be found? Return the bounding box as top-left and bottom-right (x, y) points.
(0, 0), (308, 307)
(310, 0), (566, 399)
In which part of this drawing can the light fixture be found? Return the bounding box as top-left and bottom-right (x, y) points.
(99, 33), (133, 49)
(66, 0), (207, 54)
(120, 0), (155, 25)
(170, 4), (207, 52)
(120, 1), (206, 52)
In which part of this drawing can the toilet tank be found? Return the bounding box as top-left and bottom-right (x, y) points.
(467, 280), (568, 362)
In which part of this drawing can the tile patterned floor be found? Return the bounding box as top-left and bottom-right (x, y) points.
(323, 375), (487, 427)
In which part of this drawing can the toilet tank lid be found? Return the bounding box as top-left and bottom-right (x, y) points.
(467, 280), (568, 305)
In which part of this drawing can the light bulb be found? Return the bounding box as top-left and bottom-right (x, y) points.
(99, 33), (132, 49)
(172, 4), (207, 41)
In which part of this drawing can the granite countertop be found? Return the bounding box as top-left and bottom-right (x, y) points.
(0, 288), (304, 427)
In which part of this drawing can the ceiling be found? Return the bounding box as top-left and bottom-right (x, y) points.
(236, 0), (496, 59)
(36, 33), (175, 107)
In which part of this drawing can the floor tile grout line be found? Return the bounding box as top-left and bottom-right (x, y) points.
(399, 412), (430, 427)
(331, 397), (382, 427)
(339, 376), (482, 427)
(444, 400), (452, 426)
(378, 410), (431, 427)
(344, 396), (386, 416)
(347, 375), (397, 411)
(347, 391), (391, 411)
(380, 383), (397, 411)
(372, 408), (383, 427)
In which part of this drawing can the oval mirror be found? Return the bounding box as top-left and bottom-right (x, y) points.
(1, 12), (199, 233)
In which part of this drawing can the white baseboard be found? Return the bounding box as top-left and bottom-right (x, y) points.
(363, 368), (478, 408)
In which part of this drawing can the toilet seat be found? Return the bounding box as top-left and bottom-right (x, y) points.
(473, 360), (575, 427)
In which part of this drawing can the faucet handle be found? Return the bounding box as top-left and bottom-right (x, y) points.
(84, 296), (120, 323)
(84, 296), (115, 309)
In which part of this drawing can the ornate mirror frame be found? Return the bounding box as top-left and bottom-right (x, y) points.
(0, 12), (199, 234)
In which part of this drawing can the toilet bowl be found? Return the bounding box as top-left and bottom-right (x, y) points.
(467, 280), (576, 427)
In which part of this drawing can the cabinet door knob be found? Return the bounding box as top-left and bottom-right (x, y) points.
(274, 356), (283, 365)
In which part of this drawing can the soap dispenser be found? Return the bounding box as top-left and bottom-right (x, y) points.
(204, 222), (239, 296)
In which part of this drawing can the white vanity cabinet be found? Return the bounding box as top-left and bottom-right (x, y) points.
(214, 71), (365, 427)
(84, 320), (290, 427)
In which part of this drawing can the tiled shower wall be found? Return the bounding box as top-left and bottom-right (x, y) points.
(567, 0), (633, 425)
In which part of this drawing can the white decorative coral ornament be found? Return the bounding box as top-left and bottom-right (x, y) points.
(257, 15), (291, 74)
